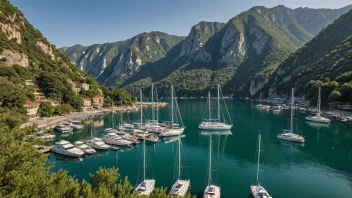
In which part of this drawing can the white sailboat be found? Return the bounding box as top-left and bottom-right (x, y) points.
(198, 85), (232, 130)
(203, 134), (220, 198)
(170, 135), (190, 197)
(250, 132), (272, 198)
(134, 98), (155, 195)
(277, 88), (305, 143)
(305, 86), (331, 124)
(159, 85), (185, 137)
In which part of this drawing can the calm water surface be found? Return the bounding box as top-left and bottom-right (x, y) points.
(47, 100), (352, 198)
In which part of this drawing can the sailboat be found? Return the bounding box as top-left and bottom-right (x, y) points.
(305, 86), (331, 124)
(134, 92), (155, 195)
(250, 131), (272, 198)
(198, 85), (232, 130)
(277, 88), (305, 143)
(159, 85), (185, 137)
(118, 100), (134, 131)
(203, 134), (220, 198)
(170, 135), (190, 197)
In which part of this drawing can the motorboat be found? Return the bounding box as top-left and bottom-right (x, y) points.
(37, 131), (55, 140)
(86, 138), (110, 150)
(121, 134), (139, 144)
(102, 133), (133, 146)
(54, 125), (73, 133)
(33, 145), (52, 153)
(52, 140), (84, 157)
(305, 87), (331, 124)
(74, 141), (96, 155)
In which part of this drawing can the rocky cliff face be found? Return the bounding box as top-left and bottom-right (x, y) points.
(60, 4), (352, 97)
(59, 32), (184, 86)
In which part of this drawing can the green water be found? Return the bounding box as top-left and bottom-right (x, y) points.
(47, 100), (352, 197)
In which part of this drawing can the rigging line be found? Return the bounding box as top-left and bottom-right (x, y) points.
(220, 87), (233, 124)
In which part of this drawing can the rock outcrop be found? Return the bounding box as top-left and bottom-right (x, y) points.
(0, 49), (28, 67)
(36, 41), (55, 60)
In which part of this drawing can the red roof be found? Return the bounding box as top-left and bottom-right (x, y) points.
(24, 101), (40, 106)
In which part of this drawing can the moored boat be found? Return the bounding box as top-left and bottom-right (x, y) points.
(52, 140), (84, 157)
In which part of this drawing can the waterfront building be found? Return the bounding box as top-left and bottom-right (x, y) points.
(24, 101), (40, 119)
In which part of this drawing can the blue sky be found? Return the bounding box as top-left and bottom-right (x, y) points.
(9, 0), (351, 47)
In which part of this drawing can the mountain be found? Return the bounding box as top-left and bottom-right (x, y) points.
(59, 32), (185, 86)
(120, 5), (352, 96)
(264, 9), (352, 103)
(0, 0), (135, 118)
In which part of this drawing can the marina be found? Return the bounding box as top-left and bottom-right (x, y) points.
(44, 98), (352, 197)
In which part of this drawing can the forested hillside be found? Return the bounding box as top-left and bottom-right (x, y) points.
(0, 0), (135, 125)
(265, 9), (352, 103)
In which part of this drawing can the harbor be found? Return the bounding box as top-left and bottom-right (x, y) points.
(41, 98), (352, 198)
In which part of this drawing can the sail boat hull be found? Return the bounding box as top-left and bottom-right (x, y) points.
(203, 185), (220, 198)
(159, 128), (185, 137)
(198, 122), (232, 130)
(171, 179), (190, 197)
(305, 115), (331, 123)
(277, 132), (305, 143)
(250, 185), (272, 198)
(135, 179), (155, 196)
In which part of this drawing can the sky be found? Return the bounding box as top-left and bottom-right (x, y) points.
(9, 0), (352, 48)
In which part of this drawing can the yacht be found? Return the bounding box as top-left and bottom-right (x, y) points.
(135, 94), (156, 196)
(54, 125), (73, 133)
(86, 138), (110, 150)
(198, 85), (232, 130)
(170, 135), (190, 197)
(52, 140), (84, 157)
(203, 134), (220, 198)
(250, 132), (272, 198)
(74, 141), (96, 155)
(277, 88), (305, 143)
(305, 87), (331, 124)
(37, 131), (55, 140)
(102, 133), (132, 146)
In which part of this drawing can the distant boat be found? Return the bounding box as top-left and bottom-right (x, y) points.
(86, 119), (110, 150)
(198, 85), (232, 130)
(170, 135), (190, 196)
(250, 131), (272, 198)
(134, 90), (155, 196)
(159, 85), (185, 137)
(203, 134), (220, 198)
(277, 88), (305, 143)
(305, 86), (331, 124)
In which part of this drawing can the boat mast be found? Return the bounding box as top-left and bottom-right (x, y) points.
(120, 100), (123, 125)
(171, 85), (174, 129)
(290, 88), (294, 133)
(318, 86), (321, 115)
(152, 83), (154, 121)
(208, 134), (212, 185)
(112, 99), (114, 129)
(218, 85), (220, 122)
(178, 134), (181, 179)
(156, 87), (159, 124)
(208, 91), (211, 120)
(256, 132), (261, 184)
(139, 89), (145, 180)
